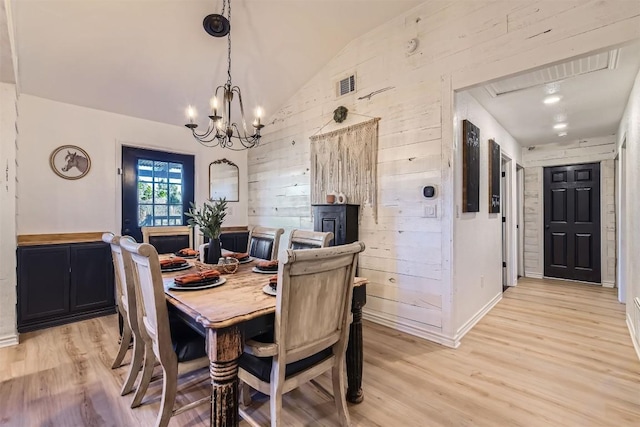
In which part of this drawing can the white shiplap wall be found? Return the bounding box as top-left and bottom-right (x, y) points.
(249, 1), (640, 345)
(0, 82), (18, 347)
(522, 137), (617, 285)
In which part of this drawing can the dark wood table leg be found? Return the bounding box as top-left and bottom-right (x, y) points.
(207, 326), (243, 427)
(346, 283), (366, 404)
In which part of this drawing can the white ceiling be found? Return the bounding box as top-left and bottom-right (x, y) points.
(12, 0), (422, 127)
(468, 40), (640, 147)
(1, 1), (15, 84)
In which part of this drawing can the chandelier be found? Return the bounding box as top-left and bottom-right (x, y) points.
(185, 0), (264, 150)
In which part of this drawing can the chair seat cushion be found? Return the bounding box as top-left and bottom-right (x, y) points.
(169, 314), (207, 362)
(239, 332), (333, 383)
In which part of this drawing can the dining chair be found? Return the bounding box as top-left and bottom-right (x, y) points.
(120, 238), (210, 427)
(103, 232), (145, 396)
(247, 226), (285, 260)
(141, 225), (193, 254)
(238, 241), (365, 427)
(287, 229), (334, 249)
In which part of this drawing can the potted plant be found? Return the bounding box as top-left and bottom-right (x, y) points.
(185, 198), (228, 264)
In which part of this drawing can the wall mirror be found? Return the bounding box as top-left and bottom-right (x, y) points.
(209, 158), (239, 202)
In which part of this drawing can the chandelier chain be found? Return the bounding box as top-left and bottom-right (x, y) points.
(226, 0), (232, 85)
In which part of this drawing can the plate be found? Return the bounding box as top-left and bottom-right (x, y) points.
(169, 277), (226, 291)
(262, 284), (277, 296)
(161, 263), (192, 272)
(173, 252), (198, 259)
(238, 257), (253, 264)
(252, 266), (278, 274)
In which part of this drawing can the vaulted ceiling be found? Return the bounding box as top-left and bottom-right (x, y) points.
(12, 0), (422, 127)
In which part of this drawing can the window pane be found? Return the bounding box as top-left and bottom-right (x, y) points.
(154, 205), (168, 217)
(169, 205), (183, 217)
(154, 183), (168, 204)
(138, 182), (153, 203)
(154, 161), (168, 180)
(139, 205), (153, 226)
(169, 184), (182, 204)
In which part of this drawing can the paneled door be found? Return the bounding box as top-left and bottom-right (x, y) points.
(122, 146), (195, 243)
(544, 163), (601, 283)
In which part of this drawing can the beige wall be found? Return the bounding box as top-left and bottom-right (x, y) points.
(16, 95), (249, 238)
(248, 1), (640, 346)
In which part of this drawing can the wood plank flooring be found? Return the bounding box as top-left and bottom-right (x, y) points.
(1, 277), (638, 426)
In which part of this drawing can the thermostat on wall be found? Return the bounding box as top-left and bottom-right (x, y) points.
(422, 185), (436, 198)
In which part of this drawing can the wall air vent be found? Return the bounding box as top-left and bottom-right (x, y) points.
(337, 75), (356, 97)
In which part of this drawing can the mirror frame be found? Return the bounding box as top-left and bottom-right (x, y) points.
(209, 158), (239, 202)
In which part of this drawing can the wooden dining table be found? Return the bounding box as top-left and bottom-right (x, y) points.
(161, 254), (368, 427)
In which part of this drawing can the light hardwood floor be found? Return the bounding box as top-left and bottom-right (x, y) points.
(1, 277), (639, 426)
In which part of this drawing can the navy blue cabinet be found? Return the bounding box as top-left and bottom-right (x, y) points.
(17, 241), (115, 332)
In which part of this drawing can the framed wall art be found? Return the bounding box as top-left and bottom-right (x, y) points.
(50, 145), (91, 180)
(488, 139), (501, 213)
(462, 120), (480, 212)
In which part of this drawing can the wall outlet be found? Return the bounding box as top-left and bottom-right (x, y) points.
(227, 206), (234, 215)
(424, 204), (437, 218)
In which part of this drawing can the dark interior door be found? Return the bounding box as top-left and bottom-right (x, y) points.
(122, 146), (195, 243)
(544, 163), (601, 283)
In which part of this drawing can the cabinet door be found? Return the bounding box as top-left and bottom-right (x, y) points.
(70, 242), (115, 312)
(314, 206), (346, 245)
(18, 246), (70, 323)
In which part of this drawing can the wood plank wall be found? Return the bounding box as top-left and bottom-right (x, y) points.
(522, 137), (617, 285)
(248, 1), (640, 344)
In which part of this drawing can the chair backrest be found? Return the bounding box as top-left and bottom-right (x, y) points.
(120, 238), (176, 367)
(248, 226), (284, 260)
(275, 241), (365, 364)
(288, 229), (334, 250)
(102, 233), (139, 330)
(142, 226), (193, 254)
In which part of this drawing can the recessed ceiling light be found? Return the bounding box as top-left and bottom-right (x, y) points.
(558, 132), (568, 137)
(553, 123), (567, 130)
(544, 95), (561, 104)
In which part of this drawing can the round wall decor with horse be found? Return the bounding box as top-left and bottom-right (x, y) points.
(49, 145), (91, 180)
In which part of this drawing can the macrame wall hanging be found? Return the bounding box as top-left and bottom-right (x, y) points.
(310, 116), (380, 223)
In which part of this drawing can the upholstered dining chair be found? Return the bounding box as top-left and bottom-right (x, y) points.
(247, 226), (285, 260)
(141, 225), (193, 255)
(287, 229), (334, 250)
(120, 238), (210, 427)
(103, 233), (145, 396)
(238, 241), (365, 427)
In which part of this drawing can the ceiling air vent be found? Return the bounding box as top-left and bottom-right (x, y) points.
(483, 49), (620, 97)
(337, 75), (356, 97)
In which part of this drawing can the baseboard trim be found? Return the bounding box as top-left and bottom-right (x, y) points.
(453, 292), (503, 346)
(602, 281), (615, 288)
(626, 313), (640, 363)
(362, 309), (458, 348)
(0, 333), (19, 348)
(525, 271), (543, 279)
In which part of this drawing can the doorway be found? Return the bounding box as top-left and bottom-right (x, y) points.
(543, 163), (601, 283)
(501, 156), (512, 290)
(121, 146), (195, 243)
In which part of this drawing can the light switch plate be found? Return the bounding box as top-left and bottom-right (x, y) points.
(424, 205), (437, 218)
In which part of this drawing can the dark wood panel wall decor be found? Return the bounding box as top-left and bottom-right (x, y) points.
(488, 139), (501, 213)
(462, 120), (480, 212)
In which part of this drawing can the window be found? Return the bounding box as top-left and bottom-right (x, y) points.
(137, 159), (184, 226)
